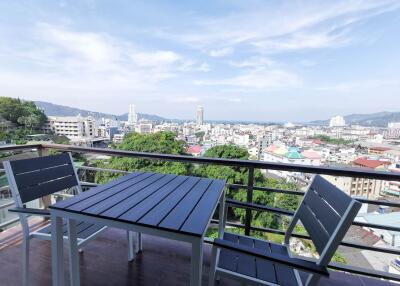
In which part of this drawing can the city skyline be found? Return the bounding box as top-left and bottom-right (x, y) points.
(0, 1), (399, 121)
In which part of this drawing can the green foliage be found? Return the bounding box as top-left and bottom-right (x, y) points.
(206, 226), (244, 239)
(197, 145), (299, 231)
(195, 131), (205, 139)
(94, 132), (191, 184)
(332, 252), (347, 264)
(203, 144), (249, 160)
(0, 97), (47, 144)
(312, 135), (352, 145)
(0, 97), (46, 130)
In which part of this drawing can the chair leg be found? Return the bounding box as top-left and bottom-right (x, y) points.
(127, 231), (135, 261)
(208, 245), (218, 286)
(137, 232), (142, 252)
(22, 236), (30, 286)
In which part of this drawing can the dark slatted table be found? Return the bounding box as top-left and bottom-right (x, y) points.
(49, 172), (226, 286)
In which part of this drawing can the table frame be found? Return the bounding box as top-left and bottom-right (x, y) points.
(51, 186), (226, 286)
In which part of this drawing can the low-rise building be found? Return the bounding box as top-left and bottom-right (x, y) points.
(44, 115), (97, 139)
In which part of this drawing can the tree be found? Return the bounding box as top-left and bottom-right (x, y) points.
(0, 97), (47, 143)
(94, 132), (191, 184)
(203, 145), (249, 160)
(196, 145), (300, 231)
(195, 131), (205, 142)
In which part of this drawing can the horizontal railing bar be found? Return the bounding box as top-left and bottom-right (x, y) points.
(38, 143), (400, 181)
(211, 219), (245, 229)
(76, 166), (400, 208)
(211, 219), (400, 256)
(228, 200), (400, 232)
(202, 232), (400, 282)
(355, 198), (400, 208)
(226, 199), (295, 216)
(329, 262), (400, 283)
(352, 221), (400, 232)
(0, 186), (9, 192)
(77, 165), (133, 175)
(340, 241), (400, 256)
(0, 201), (15, 210)
(249, 224), (400, 255)
(0, 217), (20, 229)
(80, 181), (98, 187)
(228, 183), (305, 196)
(0, 144), (41, 152)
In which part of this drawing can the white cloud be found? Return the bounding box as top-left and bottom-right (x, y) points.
(198, 62), (211, 72)
(209, 47), (234, 57)
(129, 50), (181, 67)
(159, 0), (400, 54)
(195, 68), (302, 90)
(38, 23), (117, 64)
(168, 96), (200, 103)
(229, 57), (275, 68)
(315, 79), (400, 92)
(251, 30), (349, 53)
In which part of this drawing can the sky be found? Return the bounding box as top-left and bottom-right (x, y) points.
(0, 0), (399, 122)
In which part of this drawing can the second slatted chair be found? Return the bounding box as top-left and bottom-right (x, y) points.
(3, 153), (139, 286)
(208, 175), (362, 286)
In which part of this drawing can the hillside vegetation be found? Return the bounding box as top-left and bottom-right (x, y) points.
(0, 97), (47, 144)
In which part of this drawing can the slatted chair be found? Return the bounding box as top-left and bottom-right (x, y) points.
(208, 175), (362, 286)
(3, 153), (139, 286)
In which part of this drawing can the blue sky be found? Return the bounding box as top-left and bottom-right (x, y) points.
(0, 0), (399, 122)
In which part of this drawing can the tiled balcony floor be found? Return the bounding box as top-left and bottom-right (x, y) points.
(0, 225), (396, 286)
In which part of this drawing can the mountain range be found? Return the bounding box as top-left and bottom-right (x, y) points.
(35, 101), (166, 122)
(308, 111), (400, 127)
(35, 100), (399, 127)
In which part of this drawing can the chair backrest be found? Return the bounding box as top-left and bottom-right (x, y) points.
(285, 175), (361, 266)
(4, 152), (80, 205)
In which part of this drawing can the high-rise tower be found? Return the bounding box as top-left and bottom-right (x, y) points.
(196, 105), (204, 125)
(128, 104), (137, 125)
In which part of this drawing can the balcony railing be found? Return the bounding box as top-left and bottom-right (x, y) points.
(1, 143), (400, 283)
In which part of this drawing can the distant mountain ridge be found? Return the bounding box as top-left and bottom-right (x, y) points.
(34, 100), (399, 127)
(35, 101), (166, 122)
(309, 111), (400, 127)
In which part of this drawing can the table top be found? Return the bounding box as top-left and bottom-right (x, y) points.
(50, 171), (225, 237)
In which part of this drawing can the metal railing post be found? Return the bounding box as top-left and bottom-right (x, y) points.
(245, 167), (254, 236)
(37, 147), (52, 210)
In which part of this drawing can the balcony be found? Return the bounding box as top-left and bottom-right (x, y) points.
(1, 143), (400, 285)
(0, 226), (395, 286)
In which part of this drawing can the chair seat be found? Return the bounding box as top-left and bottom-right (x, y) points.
(218, 232), (304, 286)
(37, 220), (105, 240)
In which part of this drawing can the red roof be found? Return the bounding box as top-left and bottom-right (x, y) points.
(312, 139), (323, 145)
(369, 147), (391, 152)
(352, 158), (390, 169)
(187, 145), (202, 154)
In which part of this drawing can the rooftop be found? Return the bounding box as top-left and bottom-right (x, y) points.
(353, 157), (391, 169)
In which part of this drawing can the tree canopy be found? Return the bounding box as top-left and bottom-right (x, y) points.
(0, 97), (47, 144)
(0, 97), (46, 130)
(196, 145), (299, 230)
(92, 133), (300, 233)
(94, 132), (191, 183)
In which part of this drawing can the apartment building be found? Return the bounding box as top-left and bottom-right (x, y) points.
(43, 116), (97, 139)
(323, 157), (389, 199)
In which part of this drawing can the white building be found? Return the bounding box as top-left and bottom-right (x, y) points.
(196, 106), (204, 126)
(128, 104), (137, 126)
(136, 122), (152, 134)
(386, 122), (400, 139)
(113, 133), (124, 143)
(44, 115), (96, 139)
(329, 115), (346, 127)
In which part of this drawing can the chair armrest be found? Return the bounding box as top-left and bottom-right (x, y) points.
(213, 238), (329, 276)
(9, 207), (51, 216)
